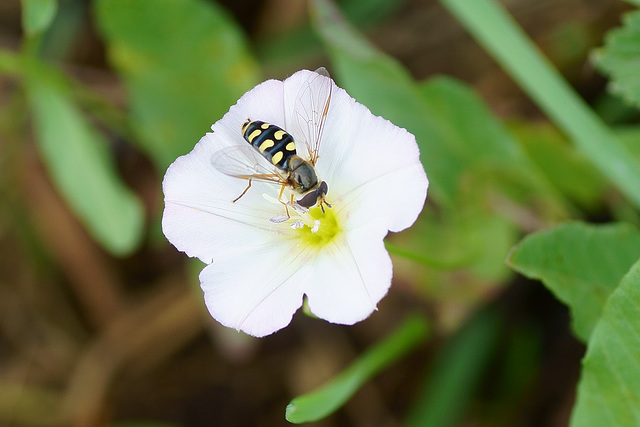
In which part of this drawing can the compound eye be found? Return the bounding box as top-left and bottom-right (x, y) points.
(319, 181), (328, 196)
(297, 191), (318, 208)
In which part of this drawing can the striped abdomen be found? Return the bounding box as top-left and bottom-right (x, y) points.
(241, 120), (296, 170)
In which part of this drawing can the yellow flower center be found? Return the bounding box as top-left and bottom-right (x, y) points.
(295, 207), (340, 248)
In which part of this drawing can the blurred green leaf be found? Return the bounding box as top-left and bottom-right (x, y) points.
(392, 208), (517, 283)
(21, 0), (58, 36)
(609, 126), (640, 226)
(594, 9), (640, 109)
(27, 65), (144, 255)
(418, 77), (563, 212)
(570, 258), (640, 426)
(0, 382), (62, 426)
(507, 222), (640, 341)
(406, 309), (501, 427)
(490, 324), (541, 423)
(0, 50), (22, 76)
(593, 92), (640, 126)
(285, 315), (429, 423)
(439, 0), (640, 210)
(616, 125), (640, 161)
(95, 0), (260, 170)
(510, 121), (607, 211)
(38, 0), (87, 60)
(258, 0), (406, 73)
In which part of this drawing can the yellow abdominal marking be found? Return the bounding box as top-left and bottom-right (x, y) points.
(248, 129), (261, 143)
(261, 123), (270, 129)
(285, 141), (296, 152)
(271, 151), (284, 165)
(274, 130), (286, 140)
(259, 139), (275, 152)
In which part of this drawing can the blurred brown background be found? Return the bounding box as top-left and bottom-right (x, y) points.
(0, 0), (630, 426)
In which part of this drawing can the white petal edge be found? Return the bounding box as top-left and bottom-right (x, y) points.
(199, 240), (311, 337)
(338, 163), (428, 234)
(304, 221), (392, 325)
(212, 78), (287, 147)
(321, 86), (427, 233)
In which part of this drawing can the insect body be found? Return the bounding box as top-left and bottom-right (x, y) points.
(241, 120), (298, 171)
(212, 67), (333, 217)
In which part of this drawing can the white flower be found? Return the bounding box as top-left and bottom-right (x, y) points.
(162, 69), (428, 337)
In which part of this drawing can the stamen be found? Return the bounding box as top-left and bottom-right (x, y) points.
(294, 207), (340, 248)
(269, 215), (289, 223)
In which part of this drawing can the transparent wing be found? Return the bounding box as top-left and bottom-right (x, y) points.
(292, 67), (332, 165)
(211, 145), (288, 185)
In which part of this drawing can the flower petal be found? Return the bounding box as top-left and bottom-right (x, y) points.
(337, 163), (428, 234)
(199, 240), (310, 337)
(315, 85), (428, 233)
(304, 222), (392, 325)
(212, 78), (287, 145)
(162, 133), (291, 264)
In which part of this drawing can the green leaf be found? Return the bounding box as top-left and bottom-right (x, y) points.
(406, 309), (501, 427)
(391, 207), (517, 280)
(510, 121), (607, 211)
(27, 66), (144, 255)
(257, 0), (406, 74)
(418, 77), (564, 212)
(0, 49), (22, 76)
(21, 0), (58, 36)
(95, 0), (260, 170)
(616, 125), (640, 166)
(594, 9), (640, 109)
(439, 0), (640, 210)
(593, 91), (640, 126)
(507, 222), (640, 341)
(570, 258), (640, 426)
(285, 315), (429, 423)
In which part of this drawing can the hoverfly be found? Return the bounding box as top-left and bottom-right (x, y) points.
(212, 68), (332, 221)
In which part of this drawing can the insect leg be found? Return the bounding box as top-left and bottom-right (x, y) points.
(274, 184), (291, 219)
(232, 178), (252, 203)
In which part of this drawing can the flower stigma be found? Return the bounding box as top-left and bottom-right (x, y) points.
(294, 206), (340, 249)
(263, 188), (340, 247)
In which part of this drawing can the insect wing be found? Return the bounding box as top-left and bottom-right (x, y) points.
(211, 145), (287, 185)
(292, 67), (332, 165)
